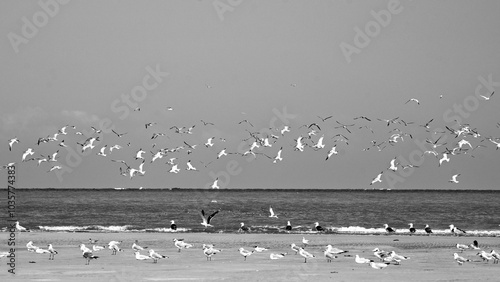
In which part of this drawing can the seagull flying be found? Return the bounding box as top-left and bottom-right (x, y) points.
(200, 210), (219, 227)
(211, 178), (219, 189)
(9, 137), (20, 151)
(370, 172), (383, 185)
(268, 207), (278, 218)
(449, 174), (460, 184)
(21, 148), (34, 162)
(405, 98), (420, 105)
(479, 91), (494, 100)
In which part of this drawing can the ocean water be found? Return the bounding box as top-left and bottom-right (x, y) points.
(6, 189), (500, 236)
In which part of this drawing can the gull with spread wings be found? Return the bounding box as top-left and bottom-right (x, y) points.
(200, 210), (220, 227)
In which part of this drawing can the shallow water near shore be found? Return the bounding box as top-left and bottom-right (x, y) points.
(8, 189), (500, 236)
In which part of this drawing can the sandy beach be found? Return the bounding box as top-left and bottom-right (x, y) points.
(1, 232), (499, 281)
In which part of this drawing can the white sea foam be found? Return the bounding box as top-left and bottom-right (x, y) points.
(29, 225), (500, 236)
(332, 226), (500, 236)
(38, 225), (132, 232)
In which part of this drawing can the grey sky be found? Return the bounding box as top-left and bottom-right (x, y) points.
(1, 0), (500, 189)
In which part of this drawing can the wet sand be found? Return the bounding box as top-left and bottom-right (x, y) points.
(1, 232), (499, 281)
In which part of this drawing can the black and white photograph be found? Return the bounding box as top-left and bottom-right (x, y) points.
(1, 0), (500, 280)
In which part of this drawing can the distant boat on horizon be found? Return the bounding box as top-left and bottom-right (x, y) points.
(114, 187), (126, 190)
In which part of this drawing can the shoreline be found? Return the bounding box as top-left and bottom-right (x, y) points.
(6, 227), (500, 237)
(1, 232), (499, 281)
(5, 188), (500, 191)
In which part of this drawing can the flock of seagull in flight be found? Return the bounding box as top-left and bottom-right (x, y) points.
(3, 91), (500, 188)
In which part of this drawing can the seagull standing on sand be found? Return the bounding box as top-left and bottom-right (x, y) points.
(298, 247), (315, 263)
(453, 253), (471, 265)
(302, 237), (309, 247)
(477, 250), (494, 263)
(324, 247), (338, 263)
(109, 243), (123, 255)
(325, 245), (348, 255)
(83, 252), (99, 265)
(47, 244), (58, 260)
(203, 245), (222, 261)
(489, 250), (500, 263)
(203, 244), (222, 261)
(173, 238), (193, 252)
(148, 249), (168, 263)
(108, 241), (123, 255)
(238, 248), (254, 261)
(200, 210), (219, 227)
